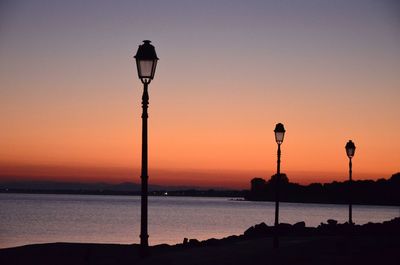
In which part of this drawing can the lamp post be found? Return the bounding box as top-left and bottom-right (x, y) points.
(273, 123), (285, 248)
(345, 140), (356, 225)
(134, 40), (158, 251)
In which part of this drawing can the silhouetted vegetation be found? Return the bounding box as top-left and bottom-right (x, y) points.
(245, 173), (400, 206)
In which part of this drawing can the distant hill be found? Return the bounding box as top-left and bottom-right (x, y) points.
(0, 180), (229, 195)
(0, 181), (140, 192)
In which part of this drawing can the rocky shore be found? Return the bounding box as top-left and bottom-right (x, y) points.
(1, 218), (399, 265)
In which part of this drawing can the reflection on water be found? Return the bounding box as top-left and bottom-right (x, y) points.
(0, 193), (398, 248)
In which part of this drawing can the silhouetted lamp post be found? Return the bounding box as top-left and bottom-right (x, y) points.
(134, 40), (158, 251)
(273, 123), (285, 248)
(345, 140), (356, 225)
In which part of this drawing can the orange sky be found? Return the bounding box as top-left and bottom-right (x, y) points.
(0, 1), (399, 188)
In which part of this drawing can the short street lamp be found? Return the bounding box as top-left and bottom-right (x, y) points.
(134, 40), (159, 251)
(273, 123), (285, 248)
(345, 140), (356, 225)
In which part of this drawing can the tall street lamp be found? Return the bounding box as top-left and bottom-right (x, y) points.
(345, 140), (356, 225)
(134, 40), (159, 251)
(273, 123), (285, 248)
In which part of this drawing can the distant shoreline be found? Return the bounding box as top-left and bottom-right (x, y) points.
(1, 173), (399, 206)
(1, 190), (400, 207)
(0, 189), (243, 197)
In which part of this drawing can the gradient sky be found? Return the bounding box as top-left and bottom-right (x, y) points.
(0, 0), (399, 188)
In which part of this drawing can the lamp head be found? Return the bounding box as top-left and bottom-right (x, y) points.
(274, 123), (286, 144)
(345, 140), (356, 158)
(134, 40), (159, 84)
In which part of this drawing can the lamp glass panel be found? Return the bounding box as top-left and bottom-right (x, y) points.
(275, 132), (285, 143)
(346, 148), (355, 158)
(138, 60), (155, 78)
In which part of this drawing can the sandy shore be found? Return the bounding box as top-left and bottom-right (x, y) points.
(1, 219), (399, 265)
(1, 235), (399, 265)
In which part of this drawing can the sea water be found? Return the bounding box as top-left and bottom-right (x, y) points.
(0, 193), (398, 248)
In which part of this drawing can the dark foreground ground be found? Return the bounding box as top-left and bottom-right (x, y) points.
(1, 218), (399, 265)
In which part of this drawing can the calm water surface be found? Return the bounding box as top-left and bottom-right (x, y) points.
(0, 193), (398, 248)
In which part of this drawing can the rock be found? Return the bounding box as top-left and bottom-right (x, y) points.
(293, 221), (306, 229)
(254, 222), (269, 231)
(327, 219), (338, 226)
(183, 238), (188, 245)
(244, 222), (270, 238)
(224, 235), (239, 242)
(243, 226), (255, 237)
(188, 239), (200, 246)
(278, 223), (292, 230)
(203, 238), (219, 246)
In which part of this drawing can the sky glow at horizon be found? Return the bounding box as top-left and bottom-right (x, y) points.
(0, 0), (399, 188)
